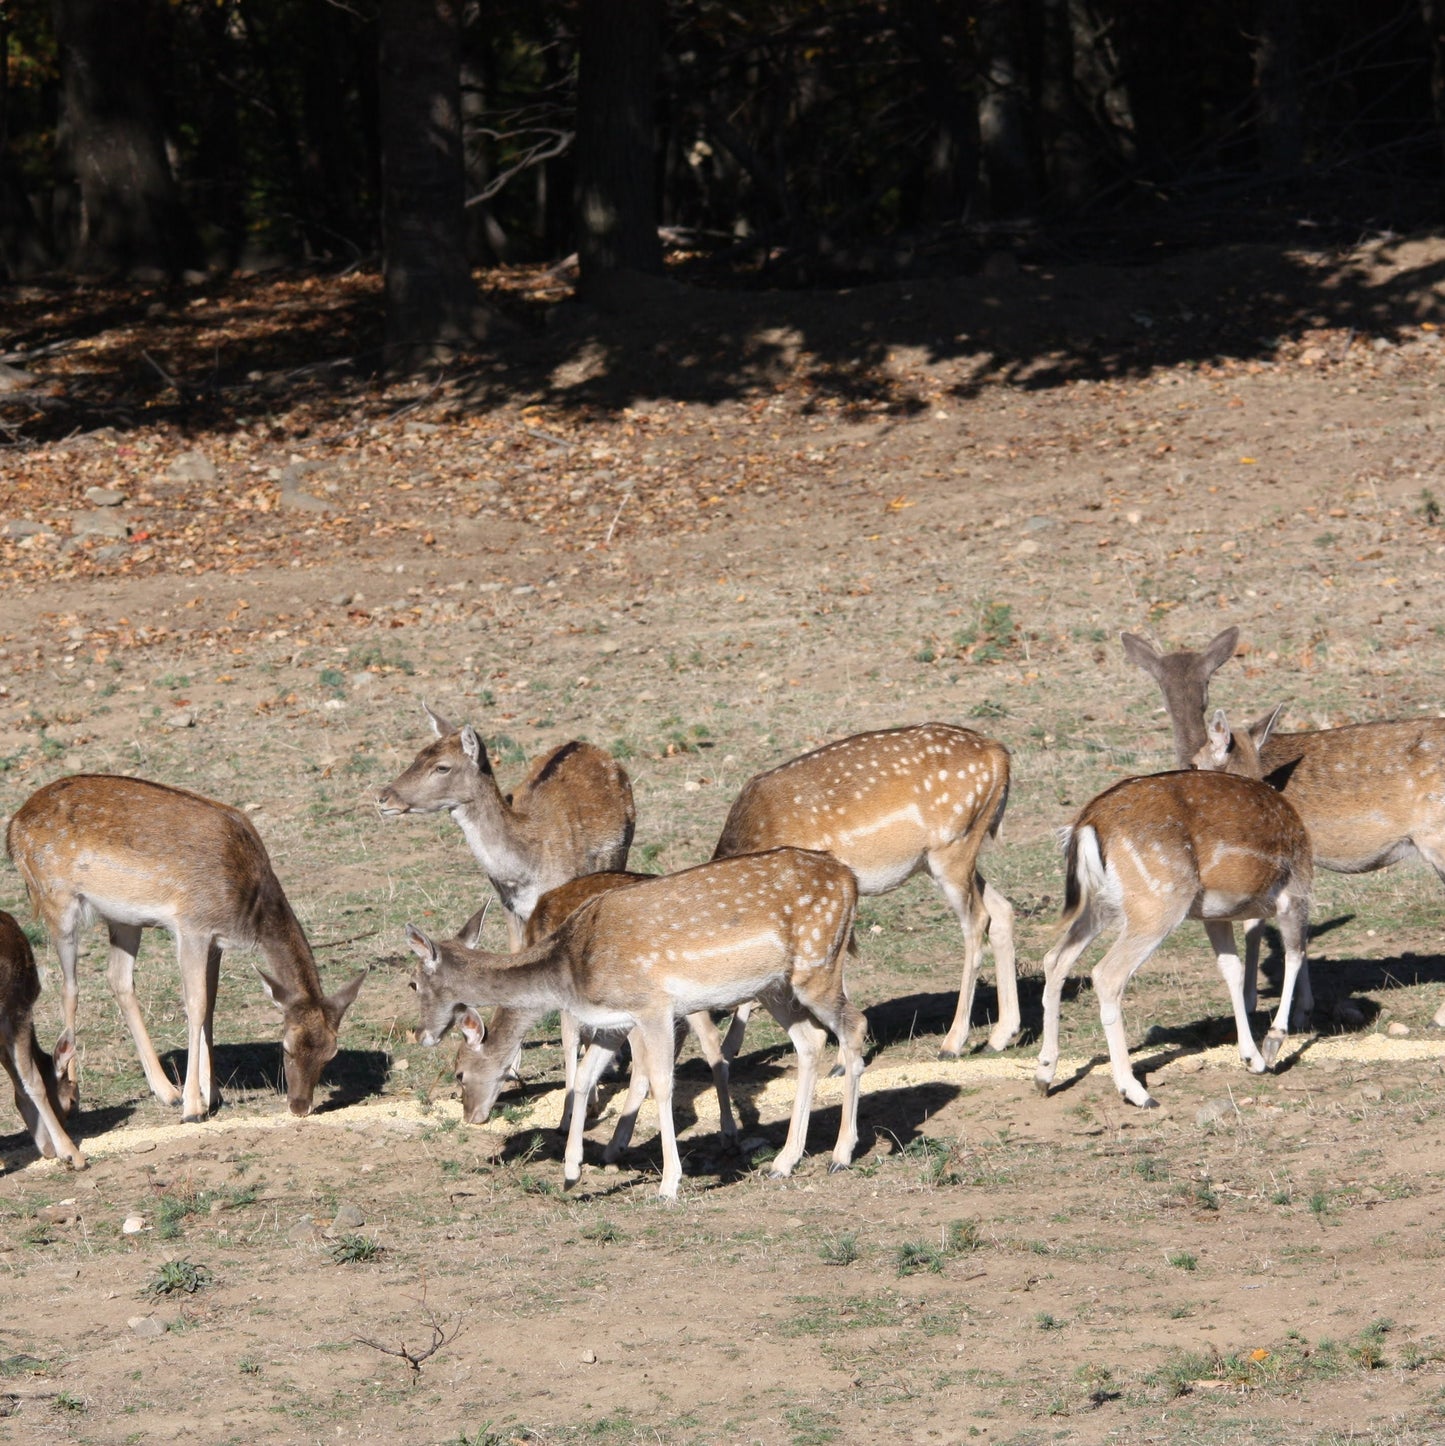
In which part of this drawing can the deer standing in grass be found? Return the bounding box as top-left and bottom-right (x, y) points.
(376, 705), (636, 1104)
(1124, 627), (1445, 1027)
(0, 909), (83, 1167)
(712, 724), (1019, 1060)
(408, 848), (866, 1199)
(1034, 708), (1313, 1109)
(449, 870), (740, 1153)
(376, 703), (635, 950)
(7, 775), (367, 1121)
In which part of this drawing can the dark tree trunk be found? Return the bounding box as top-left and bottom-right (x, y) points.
(975, 0), (1037, 218)
(1254, 0), (1305, 171)
(1422, 0), (1445, 185)
(1039, 0), (1092, 210)
(898, 0), (976, 224)
(379, 0), (477, 365)
(51, 0), (197, 274)
(0, 10), (52, 278)
(574, 0), (663, 296)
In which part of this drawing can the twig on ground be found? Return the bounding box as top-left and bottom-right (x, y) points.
(354, 1279), (463, 1384)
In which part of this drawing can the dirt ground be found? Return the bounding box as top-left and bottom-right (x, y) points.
(2, 234), (1445, 1445)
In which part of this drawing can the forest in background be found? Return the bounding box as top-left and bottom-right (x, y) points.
(2, 1), (1444, 362)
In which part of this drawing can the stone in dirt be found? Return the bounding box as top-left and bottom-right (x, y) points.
(83, 486), (127, 507)
(121, 1214), (146, 1235)
(1386, 1021), (1411, 1037)
(69, 509), (131, 539)
(127, 1315), (168, 1338)
(1, 519), (53, 539)
(331, 1203), (365, 1231)
(1194, 1098), (1236, 1126)
(167, 451), (216, 484)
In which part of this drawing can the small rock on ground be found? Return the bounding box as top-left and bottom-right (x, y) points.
(127, 1315), (168, 1338)
(1194, 1098), (1236, 1126)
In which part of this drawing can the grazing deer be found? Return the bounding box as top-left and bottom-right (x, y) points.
(1120, 627), (1240, 767)
(449, 871), (739, 1152)
(712, 724), (1019, 1059)
(376, 703), (635, 951)
(408, 848), (866, 1199)
(0, 910), (83, 1167)
(1034, 723), (1314, 1108)
(1125, 629), (1445, 1027)
(7, 775), (367, 1121)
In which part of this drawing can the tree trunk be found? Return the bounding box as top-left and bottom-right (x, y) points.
(1254, 0), (1304, 172)
(574, 0), (663, 297)
(51, 0), (197, 275)
(1422, 0), (1445, 186)
(898, 0), (976, 225)
(379, 0), (477, 366)
(975, 0), (1037, 218)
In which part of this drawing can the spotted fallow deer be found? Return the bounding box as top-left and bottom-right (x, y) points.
(7, 775), (367, 1121)
(408, 848), (866, 1199)
(1, 909), (83, 1167)
(1125, 629), (1445, 1027)
(376, 704), (635, 951)
(712, 724), (1019, 1059)
(449, 870), (739, 1153)
(1034, 717), (1313, 1109)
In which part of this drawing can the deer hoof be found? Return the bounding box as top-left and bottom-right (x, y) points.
(1034, 1077), (1052, 1098)
(67, 1152), (88, 1171)
(180, 1111), (208, 1125)
(827, 1062), (845, 1079)
(1140, 1097), (1160, 1110)
(935, 1047), (960, 1062)
(1261, 1031), (1285, 1069)
(827, 1160), (851, 1174)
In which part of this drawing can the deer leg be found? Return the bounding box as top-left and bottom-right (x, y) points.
(928, 842), (989, 1058)
(789, 976), (868, 1172)
(631, 1015), (684, 1199)
(105, 922), (182, 1107)
(980, 877), (1021, 1050)
(563, 1038), (619, 1190)
(1411, 843), (1445, 1028)
(1033, 907), (1103, 1096)
(2, 1027), (84, 1167)
(557, 1010), (580, 1135)
(602, 1029), (651, 1162)
(1204, 920), (1270, 1073)
(683, 1010), (737, 1146)
(763, 1000), (826, 1180)
(175, 934), (218, 1122)
(719, 999), (757, 1062)
(1260, 897), (1310, 1069)
(1091, 927), (1170, 1109)
(52, 908), (83, 1090)
(202, 942), (223, 1112)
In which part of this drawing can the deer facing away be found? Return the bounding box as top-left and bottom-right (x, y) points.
(408, 847), (866, 1199)
(0, 909), (83, 1167)
(711, 723), (1019, 1060)
(1125, 627), (1445, 1027)
(7, 774), (367, 1122)
(1034, 712), (1313, 1108)
(376, 704), (635, 951)
(449, 870), (740, 1154)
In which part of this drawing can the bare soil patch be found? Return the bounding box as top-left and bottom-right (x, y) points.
(2, 238), (1445, 1444)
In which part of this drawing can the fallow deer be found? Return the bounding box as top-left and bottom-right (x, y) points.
(376, 703), (635, 951)
(449, 870), (739, 1152)
(1034, 718), (1314, 1108)
(712, 724), (1019, 1059)
(7, 775), (367, 1121)
(0, 909), (83, 1167)
(407, 847), (866, 1199)
(1125, 628), (1445, 1026)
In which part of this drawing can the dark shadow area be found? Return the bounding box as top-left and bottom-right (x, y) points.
(0, 1098), (138, 1168)
(3, 231), (1443, 446)
(162, 1041), (391, 1113)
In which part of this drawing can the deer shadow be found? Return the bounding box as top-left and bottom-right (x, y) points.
(158, 1041), (390, 1113)
(0, 1098), (138, 1170)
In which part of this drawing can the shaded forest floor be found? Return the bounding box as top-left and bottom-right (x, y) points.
(2, 234), (1445, 1445)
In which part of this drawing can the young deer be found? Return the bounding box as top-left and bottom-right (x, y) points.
(407, 848), (866, 1199)
(1120, 627), (1240, 767)
(1126, 629), (1445, 1027)
(712, 724), (1018, 1058)
(7, 775), (367, 1122)
(376, 703), (635, 951)
(450, 870), (739, 1152)
(1034, 723), (1314, 1108)
(1, 910), (83, 1167)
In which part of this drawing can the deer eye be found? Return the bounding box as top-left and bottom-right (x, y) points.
(433, 763), (451, 774)
(408, 980), (417, 992)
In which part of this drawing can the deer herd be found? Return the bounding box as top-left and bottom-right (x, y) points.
(2, 626), (1443, 1196)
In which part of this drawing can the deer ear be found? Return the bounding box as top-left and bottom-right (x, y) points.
(52, 1028), (76, 1075)
(1203, 708), (1232, 767)
(1120, 632), (1163, 678)
(326, 968), (368, 1023)
(1249, 702), (1286, 751)
(405, 924), (441, 973)
(458, 725), (487, 770)
(458, 1009), (487, 1047)
(456, 904), (489, 950)
(1199, 626), (1241, 677)
(255, 967), (298, 1011)
(423, 700), (455, 737)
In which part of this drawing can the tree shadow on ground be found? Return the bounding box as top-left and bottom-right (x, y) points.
(4, 234), (1443, 444)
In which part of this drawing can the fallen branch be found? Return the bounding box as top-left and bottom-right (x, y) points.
(354, 1281), (463, 1383)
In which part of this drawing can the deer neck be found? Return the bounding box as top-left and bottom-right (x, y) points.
(443, 937), (574, 1015)
(257, 895), (324, 1005)
(451, 779), (540, 911)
